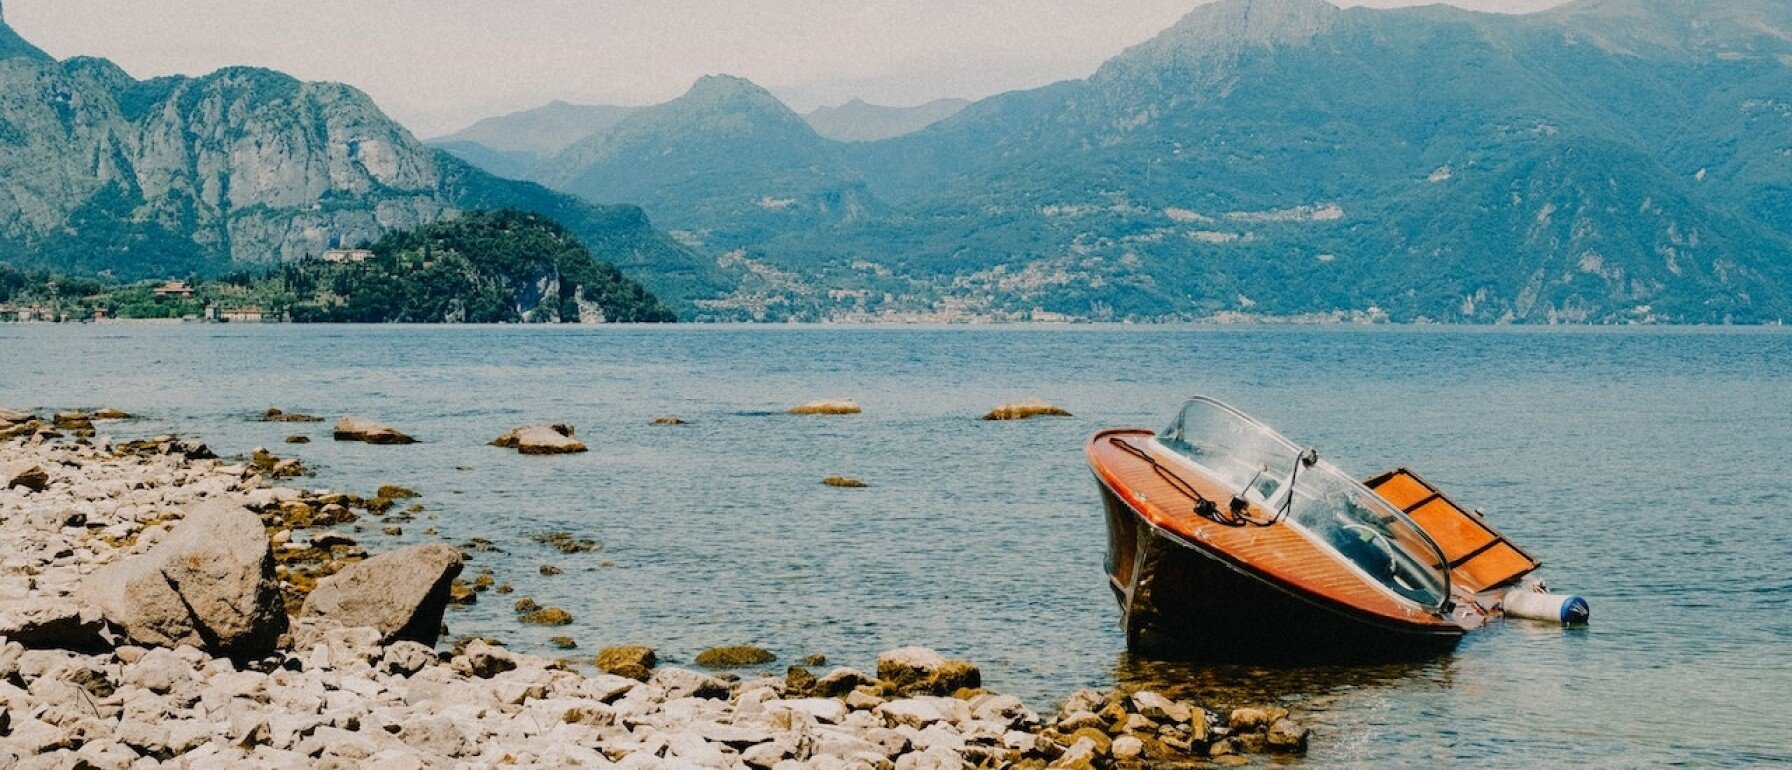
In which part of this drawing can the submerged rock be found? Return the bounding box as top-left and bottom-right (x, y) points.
(695, 645), (777, 668)
(377, 484), (420, 499)
(491, 424), (588, 454)
(791, 399), (861, 415)
(81, 499), (287, 658)
(650, 415), (686, 425)
(91, 407), (131, 420)
(332, 415), (415, 444)
(531, 531), (601, 553)
(823, 476), (867, 488)
(53, 411), (94, 429)
(982, 399), (1072, 420)
(299, 542), (463, 645)
(519, 607), (573, 626)
(261, 407), (324, 422)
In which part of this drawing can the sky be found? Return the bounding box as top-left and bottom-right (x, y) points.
(5, 0), (1572, 137)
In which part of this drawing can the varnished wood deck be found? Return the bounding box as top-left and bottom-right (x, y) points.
(1087, 428), (1460, 632)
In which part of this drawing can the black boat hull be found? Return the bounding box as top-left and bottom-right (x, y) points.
(1100, 481), (1464, 663)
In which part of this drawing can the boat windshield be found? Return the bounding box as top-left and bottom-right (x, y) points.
(1157, 397), (1451, 609)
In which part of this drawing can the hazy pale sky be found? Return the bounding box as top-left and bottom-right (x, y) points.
(6, 0), (1571, 137)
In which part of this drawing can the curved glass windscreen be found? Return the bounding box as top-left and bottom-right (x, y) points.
(1158, 398), (1451, 609)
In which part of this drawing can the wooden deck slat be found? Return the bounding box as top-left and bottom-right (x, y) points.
(1363, 467), (1541, 592)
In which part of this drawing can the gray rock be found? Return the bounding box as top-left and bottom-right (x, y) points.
(1266, 718), (1309, 753)
(380, 641), (438, 676)
(399, 715), (469, 757)
(649, 667), (731, 700)
(299, 542), (463, 645)
(121, 647), (195, 694)
(1131, 690), (1191, 723)
(452, 639), (518, 678)
(813, 666), (875, 697)
(1112, 734), (1145, 760)
(490, 424), (588, 455)
(81, 500), (286, 658)
(332, 415), (415, 445)
(0, 598), (105, 649)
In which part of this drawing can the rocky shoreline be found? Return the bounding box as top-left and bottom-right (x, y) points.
(0, 411), (1309, 767)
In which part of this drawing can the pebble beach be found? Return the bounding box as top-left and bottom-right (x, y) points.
(0, 409), (1308, 768)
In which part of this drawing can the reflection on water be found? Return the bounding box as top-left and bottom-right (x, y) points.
(2, 324), (1789, 766)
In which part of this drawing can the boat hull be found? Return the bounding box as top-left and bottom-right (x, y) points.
(1100, 480), (1465, 663)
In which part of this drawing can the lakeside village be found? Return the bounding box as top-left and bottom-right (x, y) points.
(0, 249), (376, 324)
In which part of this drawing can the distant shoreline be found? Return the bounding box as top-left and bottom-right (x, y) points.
(1, 318), (1787, 330)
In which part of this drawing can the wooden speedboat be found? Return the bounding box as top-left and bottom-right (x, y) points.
(1088, 397), (1575, 663)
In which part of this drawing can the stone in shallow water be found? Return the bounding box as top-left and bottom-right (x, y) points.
(790, 398), (861, 415)
(876, 646), (981, 696)
(1266, 718), (1309, 753)
(981, 399), (1072, 421)
(695, 645), (777, 668)
(333, 415), (415, 444)
(491, 424), (587, 454)
(519, 606), (573, 626)
(594, 645), (656, 681)
(262, 408), (324, 422)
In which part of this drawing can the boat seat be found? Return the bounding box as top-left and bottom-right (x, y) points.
(1364, 468), (1540, 593)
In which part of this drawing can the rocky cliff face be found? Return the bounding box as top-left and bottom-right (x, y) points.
(0, 18), (721, 313)
(0, 53), (454, 274)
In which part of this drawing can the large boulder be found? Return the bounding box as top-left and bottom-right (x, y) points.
(0, 407), (33, 424)
(876, 646), (982, 696)
(299, 542), (463, 645)
(491, 424), (587, 455)
(333, 415), (415, 444)
(81, 500), (286, 658)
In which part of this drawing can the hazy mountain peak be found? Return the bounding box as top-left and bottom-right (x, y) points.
(679, 74), (785, 108)
(435, 100), (639, 162)
(1543, 0), (1792, 58)
(804, 97), (972, 142)
(1092, 0), (1339, 86)
(1165, 0), (1341, 46)
(0, 4), (51, 62)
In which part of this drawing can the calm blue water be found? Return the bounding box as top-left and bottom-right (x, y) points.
(2, 324), (1788, 767)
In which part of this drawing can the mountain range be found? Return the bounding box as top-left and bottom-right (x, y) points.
(0, 10), (723, 311)
(440, 0), (1792, 323)
(4, 0), (1790, 323)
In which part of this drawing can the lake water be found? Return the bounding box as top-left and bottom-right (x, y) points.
(2, 324), (1788, 767)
